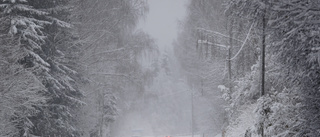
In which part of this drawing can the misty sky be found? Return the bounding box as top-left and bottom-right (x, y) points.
(139, 0), (189, 51)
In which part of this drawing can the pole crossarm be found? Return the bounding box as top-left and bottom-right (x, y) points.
(196, 22), (254, 61)
(196, 27), (244, 43)
(197, 40), (229, 49)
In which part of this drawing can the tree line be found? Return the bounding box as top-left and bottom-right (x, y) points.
(0, 0), (156, 136)
(175, 0), (320, 136)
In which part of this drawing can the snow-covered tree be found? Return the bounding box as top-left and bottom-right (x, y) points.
(222, 0), (320, 136)
(0, 0), (84, 136)
(268, 0), (320, 135)
(0, 37), (47, 136)
(174, 0), (229, 135)
(73, 0), (155, 136)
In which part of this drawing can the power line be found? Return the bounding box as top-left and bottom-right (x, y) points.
(227, 22), (254, 61)
(196, 28), (245, 43)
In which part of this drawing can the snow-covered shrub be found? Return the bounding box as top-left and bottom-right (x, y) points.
(222, 53), (305, 137)
(225, 104), (257, 137)
(251, 88), (303, 137)
(220, 60), (260, 123)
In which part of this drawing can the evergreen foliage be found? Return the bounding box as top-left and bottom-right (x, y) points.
(176, 0), (320, 136)
(0, 0), (83, 136)
(223, 0), (320, 136)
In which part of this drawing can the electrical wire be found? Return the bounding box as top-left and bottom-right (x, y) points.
(228, 22), (254, 61)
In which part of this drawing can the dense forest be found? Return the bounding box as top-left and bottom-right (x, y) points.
(175, 0), (320, 136)
(0, 0), (157, 136)
(0, 0), (320, 137)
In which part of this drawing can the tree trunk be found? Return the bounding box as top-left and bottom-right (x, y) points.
(228, 20), (233, 93)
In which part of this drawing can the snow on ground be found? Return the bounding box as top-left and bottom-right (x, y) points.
(225, 103), (257, 137)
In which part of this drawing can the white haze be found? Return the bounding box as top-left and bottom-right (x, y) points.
(111, 1), (224, 137)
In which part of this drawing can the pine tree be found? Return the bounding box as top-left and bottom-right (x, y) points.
(0, 36), (47, 136)
(0, 0), (84, 136)
(269, 0), (320, 135)
(223, 0), (320, 136)
(74, 0), (152, 136)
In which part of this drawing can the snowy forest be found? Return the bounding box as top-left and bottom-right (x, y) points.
(0, 0), (320, 137)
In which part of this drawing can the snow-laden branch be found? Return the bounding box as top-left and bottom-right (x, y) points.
(89, 72), (128, 77)
(87, 47), (125, 58)
(312, 47), (320, 51)
(88, 72), (142, 88)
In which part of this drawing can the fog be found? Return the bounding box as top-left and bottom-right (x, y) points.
(1, 0), (318, 136)
(111, 48), (225, 137)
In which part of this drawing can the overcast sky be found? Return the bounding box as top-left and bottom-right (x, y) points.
(138, 0), (189, 52)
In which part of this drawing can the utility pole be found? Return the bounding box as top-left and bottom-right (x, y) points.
(196, 28), (233, 94)
(201, 78), (204, 96)
(228, 20), (233, 93)
(260, 1), (267, 137)
(191, 91), (194, 137)
(261, 1), (266, 97)
(100, 91), (104, 137)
